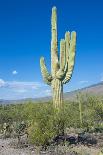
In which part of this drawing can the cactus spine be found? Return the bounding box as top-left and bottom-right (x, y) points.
(40, 7), (76, 109)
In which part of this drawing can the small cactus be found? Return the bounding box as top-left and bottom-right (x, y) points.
(40, 7), (76, 109)
(77, 93), (83, 127)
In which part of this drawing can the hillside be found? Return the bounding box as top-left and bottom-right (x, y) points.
(64, 81), (103, 101)
(0, 82), (103, 104)
(35, 81), (103, 102)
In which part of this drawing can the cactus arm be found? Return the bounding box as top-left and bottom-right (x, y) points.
(65, 31), (70, 60)
(40, 57), (52, 85)
(63, 31), (76, 84)
(51, 7), (59, 76)
(55, 39), (68, 80)
(60, 39), (66, 70)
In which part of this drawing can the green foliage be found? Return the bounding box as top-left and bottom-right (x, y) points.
(0, 94), (103, 145)
(16, 121), (27, 135)
(0, 104), (28, 124)
(28, 119), (56, 146)
(27, 103), (65, 146)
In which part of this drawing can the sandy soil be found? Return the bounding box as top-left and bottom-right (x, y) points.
(0, 138), (35, 155)
(0, 136), (102, 155)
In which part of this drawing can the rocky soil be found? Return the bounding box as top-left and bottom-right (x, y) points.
(0, 133), (103, 155)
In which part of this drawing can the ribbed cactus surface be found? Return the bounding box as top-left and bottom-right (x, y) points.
(40, 7), (76, 109)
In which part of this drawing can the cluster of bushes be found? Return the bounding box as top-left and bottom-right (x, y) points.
(0, 94), (103, 146)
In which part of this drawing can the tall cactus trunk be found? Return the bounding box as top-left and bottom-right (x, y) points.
(40, 6), (76, 136)
(52, 79), (63, 109)
(52, 78), (65, 135)
(40, 6), (76, 110)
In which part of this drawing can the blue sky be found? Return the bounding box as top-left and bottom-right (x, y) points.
(0, 0), (103, 100)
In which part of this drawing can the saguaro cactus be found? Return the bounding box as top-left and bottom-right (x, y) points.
(40, 7), (76, 109)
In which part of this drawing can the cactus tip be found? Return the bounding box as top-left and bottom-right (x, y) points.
(60, 39), (65, 43)
(40, 56), (44, 61)
(52, 6), (57, 11)
(72, 31), (76, 35)
(71, 31), (76, 39)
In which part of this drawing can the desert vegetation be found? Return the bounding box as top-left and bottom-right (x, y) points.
(0, 94), (103, 154)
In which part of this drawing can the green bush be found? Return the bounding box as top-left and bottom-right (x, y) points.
(27, 103), (56, 146)
(0, 94), (103, 145)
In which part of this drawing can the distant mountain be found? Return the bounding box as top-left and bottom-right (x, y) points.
(35, 81), (103, 102)
(64, 81), (103, 101)
(0, 82), (103, 104)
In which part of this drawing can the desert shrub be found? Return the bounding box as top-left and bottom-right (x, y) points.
(0, 104), (27, 124)
(27, 103), (57, 146)
(63, 94), (103, 131)
(27, 102), (71, 146)
(0, 94), (103, 144)
(82, 95), (103, 130)
(64, 101), (81, 128)
(28, 120), (55, 146)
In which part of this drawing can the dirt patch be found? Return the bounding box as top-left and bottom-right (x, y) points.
(0, 137), (102, 155)
(0, 138), (35, 155)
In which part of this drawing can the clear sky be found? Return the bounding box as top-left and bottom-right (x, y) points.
(0, 0), (103, 100)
